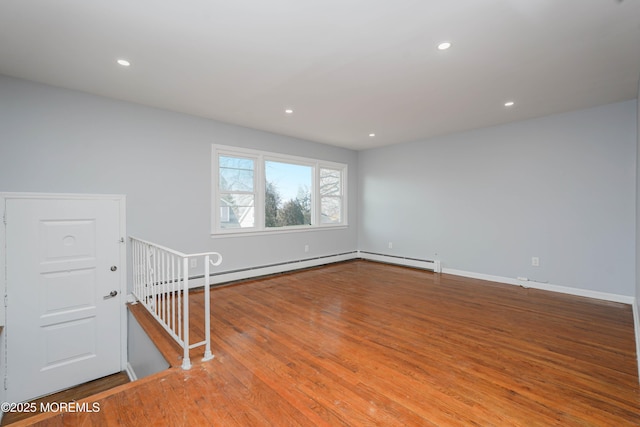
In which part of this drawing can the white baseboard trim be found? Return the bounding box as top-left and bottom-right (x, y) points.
(357, 251), (442, 272)
(185, 254), (631, 305)
(442, 267), (635, 305)
(187, 251), (359, 288)
(125, 362), (138, 382)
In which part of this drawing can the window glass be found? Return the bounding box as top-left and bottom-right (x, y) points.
(265, 161), (312, 227)
(320, 168), (342, 223)
(218, 155), (255, 229)
(219, 194), (255, 229)
(219, 156), (254, 192)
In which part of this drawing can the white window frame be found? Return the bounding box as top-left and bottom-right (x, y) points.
(212, 144), (348, 236)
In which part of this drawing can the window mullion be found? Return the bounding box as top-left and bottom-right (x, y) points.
(312, 163), (320, 226)
(254, 154), (265, 231)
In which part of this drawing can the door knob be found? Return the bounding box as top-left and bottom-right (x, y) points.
(103, 290), (118, 299)
(110, 266), (117, 272)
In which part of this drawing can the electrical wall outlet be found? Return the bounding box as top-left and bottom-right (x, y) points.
(190, 258), (197, 268)
(388, 242), (393, 249)
(304, 244), (309, 253)
(531, 257), (539, 267)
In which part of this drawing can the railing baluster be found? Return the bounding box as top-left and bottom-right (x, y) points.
(177, 257), (182, 342)
(170, 254), (175, 334)
(135, 240), (140, 296)
(144, 243), (151, 308)
(162, 251), (167, 326)
(132, 240), (137, 295)
(154, 247), (159, 315)
(145, 243), (150, 307)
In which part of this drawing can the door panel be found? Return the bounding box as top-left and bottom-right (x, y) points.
(40, 219), (96, 263)
(41, 268), (95, 314)
(6, 197), (123, 402)
(42, 317), (96, 369)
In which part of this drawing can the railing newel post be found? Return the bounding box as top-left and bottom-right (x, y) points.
(203, 255), (213, 361)
(181, 256), (191, 370)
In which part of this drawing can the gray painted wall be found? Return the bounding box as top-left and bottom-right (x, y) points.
(0, 75), (359, 279)
(127, 311), (169, 379)
(635, 76), (640, 378)
(637, 77), (640, 299)
(358, 100), (637, 296)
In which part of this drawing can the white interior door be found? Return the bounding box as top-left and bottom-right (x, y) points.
(5, 196), (124, 402)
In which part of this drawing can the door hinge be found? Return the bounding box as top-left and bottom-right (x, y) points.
(4, 376), (7, 391)
(4, 294), (7, 307)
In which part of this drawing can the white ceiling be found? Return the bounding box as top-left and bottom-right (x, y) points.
(1, 1), (639, 150)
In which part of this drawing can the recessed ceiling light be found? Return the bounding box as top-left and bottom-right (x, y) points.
(437, 42), (452, 50)
(285, 109), (293, 114)
(369, 133), (376, 137)
(117, 59), (130, 67)
(504, 101), (515, 107)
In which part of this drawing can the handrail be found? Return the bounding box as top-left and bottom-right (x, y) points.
(129, 236), (222, 369)
(129, 236), (223, 263)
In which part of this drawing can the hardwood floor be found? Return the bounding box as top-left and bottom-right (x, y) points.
(1, 372), (130, 426)
(12, 260), (640, 426)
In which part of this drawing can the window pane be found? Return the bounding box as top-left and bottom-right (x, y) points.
(219, 156), (254, 192)
(321, 196), (342, 224)
(219, 156), (253, 170)
(220, 194), (255, 229)
(320, 168), (341, 196)
(265, 161), (312, 227)
(220, 205), (230, 222)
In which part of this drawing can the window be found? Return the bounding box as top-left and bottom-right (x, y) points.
(319, 168), (343, 224)
(265, 160), (312, 228)
(218, 155), (255, 229)
(212, 145), (347, 235)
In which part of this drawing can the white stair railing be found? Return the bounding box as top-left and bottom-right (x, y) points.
(130, 237), (222, 370)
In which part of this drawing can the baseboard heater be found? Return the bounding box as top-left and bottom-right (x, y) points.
(358, 251), (442, 273)
(184, 250), (441, 289)
(185, 251), (359, 288)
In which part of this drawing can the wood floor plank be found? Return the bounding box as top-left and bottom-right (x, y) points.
(0, 372), (130, 426)
(9, 260), (640, 426)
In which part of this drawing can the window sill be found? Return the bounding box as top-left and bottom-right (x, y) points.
(211, 224), (348, 238)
